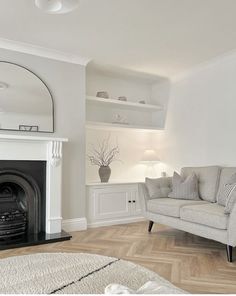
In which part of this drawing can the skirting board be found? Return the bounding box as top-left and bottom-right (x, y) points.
(87, 216), (145, 228)
(62, 216), (146, 232)
(62, 217), (87, 232)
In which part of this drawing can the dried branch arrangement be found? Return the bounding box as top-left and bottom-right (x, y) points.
(87, 135), (120, 167)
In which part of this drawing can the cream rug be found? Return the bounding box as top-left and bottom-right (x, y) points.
(0, 253), (185, 294)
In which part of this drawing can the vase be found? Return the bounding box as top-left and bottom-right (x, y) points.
(99, 166), (111, 183)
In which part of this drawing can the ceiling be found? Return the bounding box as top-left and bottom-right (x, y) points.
(0, 0), (236, 78)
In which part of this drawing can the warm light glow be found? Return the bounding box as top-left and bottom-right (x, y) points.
(140, 149), (160, 164)
(35, 0), (79, 14)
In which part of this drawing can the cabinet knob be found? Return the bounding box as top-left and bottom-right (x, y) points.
(132, 200), (136, 203)
(128, 200), (131, 203)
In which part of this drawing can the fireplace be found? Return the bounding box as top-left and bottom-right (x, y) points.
(0, 161), (45, 242)
(0, 135), (71, 250)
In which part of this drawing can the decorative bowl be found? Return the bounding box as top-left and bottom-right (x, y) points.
(96, 91), (109, 99)
(139, 100), (146, 104)
(118, 96), (127, 101)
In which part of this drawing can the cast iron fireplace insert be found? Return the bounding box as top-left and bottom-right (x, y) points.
(0, 160), (71, 250)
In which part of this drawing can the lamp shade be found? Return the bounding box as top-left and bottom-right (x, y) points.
(35, 0), (79, 14)
(141, 149), (160, 164)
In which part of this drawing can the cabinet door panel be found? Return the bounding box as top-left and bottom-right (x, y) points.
(93, 187), (131, 220)
(130, 186), (142, 216)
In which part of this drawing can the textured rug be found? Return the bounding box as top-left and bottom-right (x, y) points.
(0, 253), (185, 294)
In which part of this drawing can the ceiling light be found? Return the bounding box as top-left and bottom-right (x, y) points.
(35, 0), (79, 14)
(0, 82), (9, 90)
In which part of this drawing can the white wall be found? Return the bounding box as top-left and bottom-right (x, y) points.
(87, 51), (236, 187)
(86, 129), (163, 182)
(0, 112), (52, 131)
(0, 48), (86, 220)
(157, 52), (236, 175)
(151, 80), (171, 127)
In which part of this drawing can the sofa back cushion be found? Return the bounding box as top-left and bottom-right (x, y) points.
(217, 167), (236, 206)
(145, 177), (172, 199)
(181, 166), (221, 202)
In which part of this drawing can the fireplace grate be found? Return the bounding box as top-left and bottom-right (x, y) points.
(0, 210), (27, 239)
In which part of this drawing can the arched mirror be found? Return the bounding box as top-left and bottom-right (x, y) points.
(0, 62), (54, 133)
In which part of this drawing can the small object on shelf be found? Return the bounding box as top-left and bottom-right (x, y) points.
(139, 100), (146, 104)
(19, 125), (39, 132)
(118, 96), (127, 101)
(112, 114), (129, 125)
(96, 91), (109, 99)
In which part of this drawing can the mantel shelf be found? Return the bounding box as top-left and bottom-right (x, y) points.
(0, 134), (68, 142)
(86, 95), (163, 111)
(86, 121), (163, 132)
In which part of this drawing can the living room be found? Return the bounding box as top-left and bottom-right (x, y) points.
(0, 0), (236, 294)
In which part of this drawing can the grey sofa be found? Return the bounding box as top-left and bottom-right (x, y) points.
(139, 166), (236, 262)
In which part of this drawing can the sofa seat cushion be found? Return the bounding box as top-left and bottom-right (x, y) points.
(147, 198), (208, 218)
(180, 203), (228, 230)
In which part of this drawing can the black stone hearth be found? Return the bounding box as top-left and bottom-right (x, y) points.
(0, 230), (71, 250)
(0, 161), (71, 250)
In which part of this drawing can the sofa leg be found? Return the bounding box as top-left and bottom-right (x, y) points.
(148, 221), (154, 232)
(226, 245), (233, 262)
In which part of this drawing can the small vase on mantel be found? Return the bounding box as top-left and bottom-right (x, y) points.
(99, 166), (111, 183)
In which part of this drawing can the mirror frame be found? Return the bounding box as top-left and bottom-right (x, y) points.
(0, 61), (55, 133)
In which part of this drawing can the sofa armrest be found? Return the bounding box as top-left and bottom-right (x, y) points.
(228, 202), (236, 246)
(138, 183), (150, 212)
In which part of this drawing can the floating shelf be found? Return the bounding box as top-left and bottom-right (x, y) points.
(86, 121), (163, 132)
(86, 96), (163, 112)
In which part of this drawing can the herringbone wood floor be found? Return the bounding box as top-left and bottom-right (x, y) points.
(0, 221), (235, 294)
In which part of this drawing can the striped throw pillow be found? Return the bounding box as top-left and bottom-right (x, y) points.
(217, 172), (236, 206)
(224, 185), (236, 214)
(168, 171), (200, 200)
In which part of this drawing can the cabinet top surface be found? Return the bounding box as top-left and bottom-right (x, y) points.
(86, 180), (144, 186)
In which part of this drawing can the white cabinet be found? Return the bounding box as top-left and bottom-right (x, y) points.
(87, 183), (144, 227)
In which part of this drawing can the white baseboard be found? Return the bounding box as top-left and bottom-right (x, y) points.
(87, 216), (145, 228)
(62, 217), (87, 232)
(62, 216), (146, 231)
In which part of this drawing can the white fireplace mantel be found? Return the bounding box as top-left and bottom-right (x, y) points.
(0, 134), (68, 234)
(0, 134), (68, 142)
